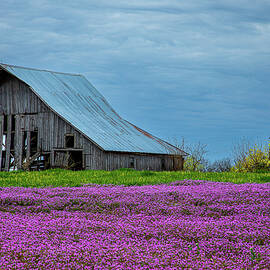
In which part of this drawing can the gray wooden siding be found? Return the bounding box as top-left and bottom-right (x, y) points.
(0, 75), (48, 115)
(103, 152), (183, 171)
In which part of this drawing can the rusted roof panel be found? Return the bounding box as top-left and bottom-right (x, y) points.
(0, 64), (186, 155)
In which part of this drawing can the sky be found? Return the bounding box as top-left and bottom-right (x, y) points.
(1, 0), (270, 161)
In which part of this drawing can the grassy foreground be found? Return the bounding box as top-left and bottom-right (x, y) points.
(0, 168), (270, 187)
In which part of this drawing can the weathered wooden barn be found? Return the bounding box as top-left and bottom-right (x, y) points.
(0, 63), (187, 171)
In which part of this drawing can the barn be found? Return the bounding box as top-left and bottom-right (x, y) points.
(0, 63), (187, 171)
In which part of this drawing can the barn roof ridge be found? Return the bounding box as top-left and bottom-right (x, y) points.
(0, 63), (82, 77)
(0, 63), (186, 156)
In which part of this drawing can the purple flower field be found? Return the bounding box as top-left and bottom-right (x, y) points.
(0, 180), (269, 269)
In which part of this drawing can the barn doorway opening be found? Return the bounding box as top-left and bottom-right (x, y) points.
(68, 151), (83, 170)
(11, 115), (16, 132)
(161, 158), (165, 170)
(10, 133), (15, 151)
(2, 134), (6, 151)
(53, 149), (83, 170)
(3, 115), (7, 133)
(0, 134), (7, 171)
(22, 131), (27, 161)
(1, 151), (6, 169)
(30, 131), (38, 154)
(173, 156), (182, 171)
(129, 157), (135, 169)
(21, 130), (42, 171)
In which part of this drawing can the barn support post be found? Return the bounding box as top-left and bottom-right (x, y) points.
(15, 115), (23, 170)
(26, 131), (31, 160)
(16, 130), (23, 170)
(51, 150), (55, 168)
(4, 115), (12, 171)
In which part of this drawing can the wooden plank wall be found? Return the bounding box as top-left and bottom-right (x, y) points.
(102, 152), (183, 171)
(0, 75), (48, 115)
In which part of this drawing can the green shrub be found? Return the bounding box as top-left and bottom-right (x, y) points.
(232, 143), (270, 172)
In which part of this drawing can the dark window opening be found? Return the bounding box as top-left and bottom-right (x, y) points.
(11, 115), (16, 132)
(1, 151), (6, 169)
(173, 157), (182, 171)
(129, 157), (134, 168)
(22, 132), (27, 160)
(65, 134), (75, 148)
(161, 158), (165, 170)
(30, 131), (38, 154)
(3, 115), (7, 133)
(10, 133), (15, 150)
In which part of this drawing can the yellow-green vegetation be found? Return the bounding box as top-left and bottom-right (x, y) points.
(0, 169), (269, 187)
(233, 143), (270, 172)
(184, 156), (205, 171)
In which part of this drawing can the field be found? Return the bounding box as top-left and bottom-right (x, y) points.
(0, 169), (270, 187)
(0, 170), (269, 269)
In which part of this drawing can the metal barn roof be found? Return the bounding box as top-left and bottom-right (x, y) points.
(0, 63), (186, 155)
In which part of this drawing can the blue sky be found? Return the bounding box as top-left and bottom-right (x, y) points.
(1, 0), (270, 161)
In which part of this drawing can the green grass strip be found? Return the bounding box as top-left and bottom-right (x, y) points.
(0, 168), (269, 187)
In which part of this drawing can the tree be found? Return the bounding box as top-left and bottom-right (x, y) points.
(174, 138), (208, 171)
(231, 137), (253, 166)
(206, 158), (232, 172)
(231, 137), (270, 172)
